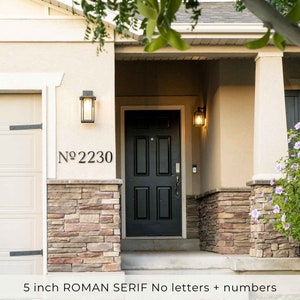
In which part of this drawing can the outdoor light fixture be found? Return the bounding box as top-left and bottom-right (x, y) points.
(193, 106), (206, 127)
(80, 90), (96, 123)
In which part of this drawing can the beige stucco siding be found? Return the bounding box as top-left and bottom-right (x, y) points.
(115, 61), (202, 97)
(200, 86), (222, 191)
(0, 0), (46, 16)
(0, 0), (75, 17)
(0, 41), (116, 179)
(199, 60), (221, 191)
(0, 12), (116, 180)
(200, 60), (255, 191)
(220, 86), (254, 187)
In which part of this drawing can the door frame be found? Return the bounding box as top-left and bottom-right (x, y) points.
(120, 105), (187, 239)
(0, 72), (63, 274)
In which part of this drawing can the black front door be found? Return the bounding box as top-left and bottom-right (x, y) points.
(125, 110), (182, 236)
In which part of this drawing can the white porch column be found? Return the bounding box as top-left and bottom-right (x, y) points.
(252, 52), (288, 181)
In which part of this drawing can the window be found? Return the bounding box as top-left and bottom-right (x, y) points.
(285, 90), (300, 130)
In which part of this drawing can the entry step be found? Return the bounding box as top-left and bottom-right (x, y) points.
(121, 239), (200, 251)
(121, 251), (300, 273)
(121, 251), (229, 271)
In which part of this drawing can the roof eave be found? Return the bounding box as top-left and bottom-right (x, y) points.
(115, 22), (267, 46)
(174, 22), (265, 34)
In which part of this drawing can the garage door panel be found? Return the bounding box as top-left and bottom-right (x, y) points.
(0, 94), (42, 274)
(0, 132), (41, 171)
(0, 175), (42, 212)
(0, 257), (43, 274)
(0, 217), (42, 251)
(0, 94), (41, 125)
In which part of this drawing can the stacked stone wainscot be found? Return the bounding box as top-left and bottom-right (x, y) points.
(198, 188), (251, 255)
(186, 196), (200, 239)
(47, 180), (122, 272)
(248, 181), (297, 258)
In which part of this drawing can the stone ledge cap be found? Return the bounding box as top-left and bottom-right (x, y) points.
(195, 187), (251, 200)
(47, 179), (123, 185)
(229, 256), (300, 271)
(247, 180), (271, 186)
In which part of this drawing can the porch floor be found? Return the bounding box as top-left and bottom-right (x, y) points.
(121, 251), (300, 274)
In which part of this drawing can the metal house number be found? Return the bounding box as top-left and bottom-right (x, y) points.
(58, 151), (113, 164)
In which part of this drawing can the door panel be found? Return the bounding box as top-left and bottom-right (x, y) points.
(157, 136), (171, 175)
(125, 110), (181, 236)
(157, 187), (171, 219)
(0, 94), (42, 274)
(135, 187), (149, 219)
(135, 137), (148, 175)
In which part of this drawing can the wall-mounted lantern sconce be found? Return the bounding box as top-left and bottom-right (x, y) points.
(193, 106), (206, 127)
(80, 90), (96, 123)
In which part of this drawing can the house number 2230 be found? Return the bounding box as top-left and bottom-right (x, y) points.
(58, 151), (113, 164)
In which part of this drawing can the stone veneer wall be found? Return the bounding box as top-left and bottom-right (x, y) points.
(198, 189), (251, 254)
(249, 182), (296, 258)
(186, 196), (200, 239)
(47, 180), (122, 272)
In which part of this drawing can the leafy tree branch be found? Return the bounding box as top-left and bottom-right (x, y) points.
(239, 0), (300, 49)
(74, 0), (300, 51)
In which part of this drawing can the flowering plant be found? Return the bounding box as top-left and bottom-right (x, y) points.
(251, 122), (300, 244)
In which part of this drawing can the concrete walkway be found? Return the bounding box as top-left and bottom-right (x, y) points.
(121, 251), (300, 274)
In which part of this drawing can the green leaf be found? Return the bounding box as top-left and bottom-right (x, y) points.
(160, 0), (167, 13)
(146, 19), (156, 41)
(273, 32), (286, 51)
(144, 35), (167, 52)
(156, 13), (190, 51)
(81, 0), (95, 16)
(287, 0), (300, 23)
(157, 14), (171, 37)
(146, 0), (159, 12)
(166, 0), (182, 22)
(245, 29), (271, 49)
(137, 0), (158, 20)
(164, 29), (190, 51)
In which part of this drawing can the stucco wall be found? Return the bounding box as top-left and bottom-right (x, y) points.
(201, 59), (255, 191)
(115, 61), (203, 97)
(200, 61), (221, 191)
(0, 0), (46, 16)
(0, 2), (116, 180)
(220, 85), (254, 186)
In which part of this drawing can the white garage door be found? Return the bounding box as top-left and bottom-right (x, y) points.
(0, 94), (43, 274)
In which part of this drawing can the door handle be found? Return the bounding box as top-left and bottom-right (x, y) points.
(175, 176), (180, 196)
